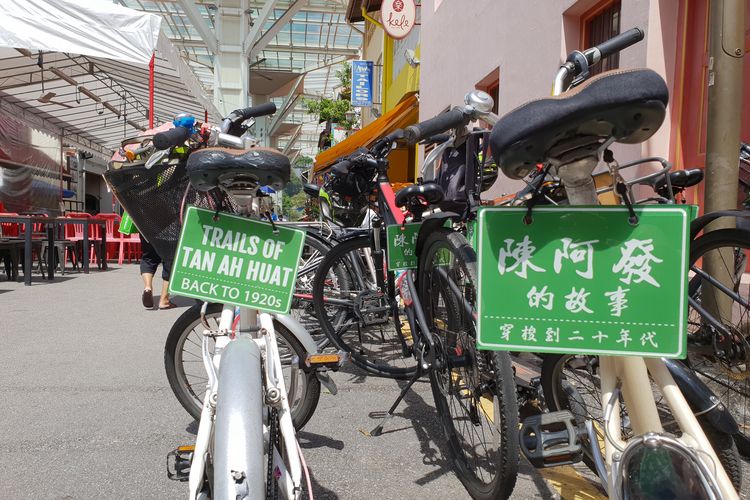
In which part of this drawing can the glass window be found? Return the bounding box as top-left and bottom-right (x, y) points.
(583, 1), (621, 75)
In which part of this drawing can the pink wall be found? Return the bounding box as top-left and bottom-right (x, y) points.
(420, 0), (682, 198)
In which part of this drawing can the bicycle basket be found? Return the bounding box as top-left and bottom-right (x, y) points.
(104, 160), (236, 259)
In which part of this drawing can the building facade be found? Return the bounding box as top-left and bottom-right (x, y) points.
(420, 0), (750, 203)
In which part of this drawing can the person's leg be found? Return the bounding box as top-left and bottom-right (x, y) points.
(158, 258), (175, 309)
(142, 271), (154, 290)
(140, 238), (160, 308)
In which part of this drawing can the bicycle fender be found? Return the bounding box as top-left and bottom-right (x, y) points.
(271, 314), (339, 396)
(690, 209), (750, 239)
(664, 358), (739, 434)
(415, 211), (461, 256)
(213, 337), (264, 498)
(272, 313), (319, 354)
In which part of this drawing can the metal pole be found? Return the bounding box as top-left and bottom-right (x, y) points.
(703, 0), (746, 320)
(149, 53), (155, 129)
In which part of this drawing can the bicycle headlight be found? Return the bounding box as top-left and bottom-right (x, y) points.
(613, 433), (721, 500)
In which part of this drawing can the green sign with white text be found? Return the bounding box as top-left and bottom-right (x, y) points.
(386, 223), (420, 270)
(476, 206), (692, 358)
(169, 206), (305, 314)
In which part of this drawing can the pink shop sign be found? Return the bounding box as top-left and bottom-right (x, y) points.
(382, 0), (416, 40)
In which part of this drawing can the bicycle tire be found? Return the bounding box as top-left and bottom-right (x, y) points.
(212, 336), (265, 500)
(540, 353), (742, 492)
(292, 232), (333, 347)
(689, 228), (750, 457)
(164, 302), (321, 429)
(419, 228), (519, 500)
(311, 235), (417, 378)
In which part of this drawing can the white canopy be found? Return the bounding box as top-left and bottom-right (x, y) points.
(0, 0), (219, 158)
(0, 0), (161, 66)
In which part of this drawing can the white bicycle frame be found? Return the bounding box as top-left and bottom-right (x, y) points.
(184, 193), (310, 500)
(187, 304), (306, 500)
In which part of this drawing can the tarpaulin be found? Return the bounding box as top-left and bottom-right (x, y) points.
(0, 115), (62, 213)
(0, 0), (161, 65)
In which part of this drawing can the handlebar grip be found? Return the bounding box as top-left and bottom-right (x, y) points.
(595, 28), (644, 60)
(331, 159), (353, 176)
(403, 107), (469, 145)
(383, 129), (405, 143)
(153, 126), (191, 150)
(234, 102), (277, 121)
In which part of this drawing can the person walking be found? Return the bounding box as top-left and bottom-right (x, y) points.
(140, 238), (175, 309)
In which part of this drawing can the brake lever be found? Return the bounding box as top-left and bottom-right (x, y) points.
(145, 148), (170, 169)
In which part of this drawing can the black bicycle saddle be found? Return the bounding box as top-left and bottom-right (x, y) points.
(490, 69), (669, 179)
(187, 147), (290, 192)
(395, 182), (445, 208)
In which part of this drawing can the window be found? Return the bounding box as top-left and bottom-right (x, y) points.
(476, 68), (500, 115)
(582, 1), (621, 75)
(486, 81), (499, 115)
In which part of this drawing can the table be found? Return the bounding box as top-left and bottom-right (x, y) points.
(0, 216), (108, 286)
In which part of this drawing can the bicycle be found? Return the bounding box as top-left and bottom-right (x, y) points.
(111, 104), (343, 499)
(467, 28), (741, 498)
(310, 111), (519, 497)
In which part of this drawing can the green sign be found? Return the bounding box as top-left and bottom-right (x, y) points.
(169, 206), (306, 314)
(476, 206), (692, 358)
(386, 223), (420, 270)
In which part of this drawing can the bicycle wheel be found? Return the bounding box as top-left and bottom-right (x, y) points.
(419, 228), (519, 500)
(291, 232), (331, 348)
(164, 302), (321, 429)
(540, 353), (742, 491)
(311, 235), (418, 378)
(689, 228), (750, 456)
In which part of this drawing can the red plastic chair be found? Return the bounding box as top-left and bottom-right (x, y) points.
(118, 231), (142, 265)
(0, 212), (20, 238)
(94, 213), (119, 262)
(61, 213), (99, 269)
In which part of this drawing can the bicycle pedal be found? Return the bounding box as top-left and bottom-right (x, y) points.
(167, 445), (194, 481)
(519, 411), (583, 468)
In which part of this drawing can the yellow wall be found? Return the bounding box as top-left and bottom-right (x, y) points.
(383, 38), (421, 112)
(357, 10), (421, 182)
(382, 34), (420, 181)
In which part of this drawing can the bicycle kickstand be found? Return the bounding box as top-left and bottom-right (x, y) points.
(369, 365), (422, 437)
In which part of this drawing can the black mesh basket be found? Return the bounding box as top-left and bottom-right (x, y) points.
(104, 160), (236, 259)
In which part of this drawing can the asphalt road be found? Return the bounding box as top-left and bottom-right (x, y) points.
(1, 266), (746, 499)
(0, 266), (553, 499)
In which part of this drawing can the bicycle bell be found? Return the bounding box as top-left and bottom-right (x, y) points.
(464, 90), (494, 114)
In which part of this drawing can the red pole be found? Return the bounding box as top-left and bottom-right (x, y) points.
(148, 53), (155, 129)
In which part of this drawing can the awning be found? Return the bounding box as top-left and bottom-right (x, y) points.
(0, 1), (218, 159)
(313, 92), (419, 173)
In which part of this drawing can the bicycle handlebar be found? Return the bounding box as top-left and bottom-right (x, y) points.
(220, 103), (278, 133)
(403, 107), (469, 145)
(153, 126), (192, 150)
(590, 28), (644, 64)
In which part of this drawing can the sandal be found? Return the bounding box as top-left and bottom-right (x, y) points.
(159, 302), (177, 310)
(142, 289), (154, 309)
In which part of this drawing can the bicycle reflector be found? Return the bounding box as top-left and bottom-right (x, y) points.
(304, 353), (345, 371)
